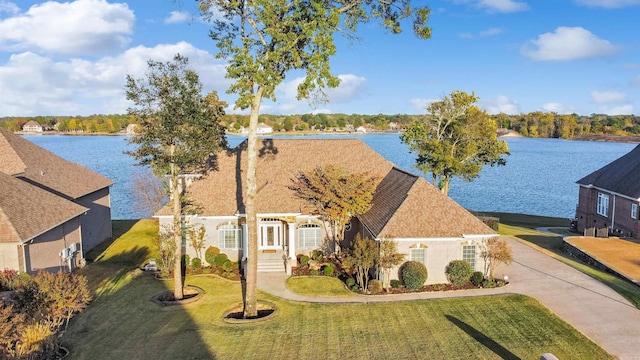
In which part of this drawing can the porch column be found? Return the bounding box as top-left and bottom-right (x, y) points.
(287, 222), (296, 275)
(242, 222), (249, 261)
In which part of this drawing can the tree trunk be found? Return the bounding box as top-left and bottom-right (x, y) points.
(170, 145), (184, 300)
(441, 174), (450, 196)
(244, 86), (264, 319)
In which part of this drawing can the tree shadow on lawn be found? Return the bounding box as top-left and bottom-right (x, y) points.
(62, 221), (218, 360)
(445, 315), (520, 360)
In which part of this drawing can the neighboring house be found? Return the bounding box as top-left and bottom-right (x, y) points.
(22, 121), (44, 133)
(0, 128), (114, 272)
(125, 123), (138, 135)
(156, 138), (496, 284)
(576, 144), (640, 238)
(241, 123), (273, 135)
(356, 126), (367, 133)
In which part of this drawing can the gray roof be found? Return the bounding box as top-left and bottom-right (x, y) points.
(577, 144), (640, 199)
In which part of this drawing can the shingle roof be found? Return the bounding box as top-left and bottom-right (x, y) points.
(0, 128), (113, 199)
(0, 172), (87, 243)
(577, 144), (640, 199)
(161, 138), (494, 238)
(363, 168), (495, 238)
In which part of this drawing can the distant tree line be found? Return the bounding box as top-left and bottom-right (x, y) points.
(2, 112), (639, 139)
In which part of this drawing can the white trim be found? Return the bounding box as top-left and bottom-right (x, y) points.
(580, 184), (640, 202)
(387, 234), (495, 242)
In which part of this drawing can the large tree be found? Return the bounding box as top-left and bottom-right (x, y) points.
(198, 0), (431, 318)
(125, 54), (227, 300)
(401, 90), (509, 195)
(289, 164), (378, 252)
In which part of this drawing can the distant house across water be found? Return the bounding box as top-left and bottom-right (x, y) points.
(22, 120), (44, 133)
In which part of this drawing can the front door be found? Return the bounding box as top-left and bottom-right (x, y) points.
(259, 222), (282, 250)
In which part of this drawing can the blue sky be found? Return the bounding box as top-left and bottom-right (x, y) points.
(0, 0), (639, 117)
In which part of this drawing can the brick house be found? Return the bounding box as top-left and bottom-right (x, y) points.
(0, 128), (114, 272)
(156, 138), (496, 284)
(575, 144), (640, 238)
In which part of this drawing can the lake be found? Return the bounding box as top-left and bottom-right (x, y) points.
(22, 134), (637, 220)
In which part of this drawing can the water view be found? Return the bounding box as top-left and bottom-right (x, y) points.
(23, 134), (636, 220)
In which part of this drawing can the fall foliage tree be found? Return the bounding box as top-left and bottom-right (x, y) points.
(289, 164), (378, 252)
(480, 237), (513, 280)
(378, 239), (405, 290)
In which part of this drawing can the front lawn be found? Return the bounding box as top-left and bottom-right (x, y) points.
(60, 219), (613, 360)
(286, 276), (355, 297)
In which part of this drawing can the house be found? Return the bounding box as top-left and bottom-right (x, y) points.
(257, 123), (273, 134)
(22, 121), (44, 133)
(575, 144), (640, 238)
(156, 138), (496, 284)
(356, 126), (367, 134)
(0, 128), (114, 273)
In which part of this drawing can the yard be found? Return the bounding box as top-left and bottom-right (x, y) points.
(60, 219), (613, 360)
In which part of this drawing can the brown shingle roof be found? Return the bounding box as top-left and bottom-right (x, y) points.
(0, 172), (87, 243)
(362, 168), (495, 238)
(158, 138), (395, 216)
(0, 128), (113, 199)
(577, 144), (640, 199)
(161, 138), (494, 238)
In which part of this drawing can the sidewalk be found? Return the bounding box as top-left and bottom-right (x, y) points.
(257, 237), (640, 360)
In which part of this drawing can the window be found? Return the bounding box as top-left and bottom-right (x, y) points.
(218, 225), (242, 249)
(298, 224), (322, 248)
(633, 204), (638, 220)
(597, 193), (609, 217)
(462, 245), (477, 271)
(410, 248), (426, 265)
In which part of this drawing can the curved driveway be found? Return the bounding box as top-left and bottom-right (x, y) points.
(258, 237), (640, 359)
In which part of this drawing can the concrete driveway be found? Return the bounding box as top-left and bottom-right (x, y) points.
(259, 236), (640, 359)
(500, 237), (640, 360)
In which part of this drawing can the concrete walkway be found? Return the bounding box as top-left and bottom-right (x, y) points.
(257, 237), (640, 360)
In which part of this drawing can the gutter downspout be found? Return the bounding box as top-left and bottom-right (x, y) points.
(611, 194), (616, 233)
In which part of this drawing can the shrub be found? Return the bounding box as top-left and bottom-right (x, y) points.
(399, 261), (428, 290)
(222, 260), (232, 272)
(446, 260), (473, 286)
(300, 255), (310, 267)
(345, 277), (356, 287)
(205, 246), (220, 266)
(483, 279), (497, 288)
(390, 279), (403, 289)
(202, 267), (212, 274)
(368, 279), (383, 294)
(311, 249), (324, 262)
(214, 253), (229, 267)
(478, 216), (499, 231)
(432, 284), (445, 291)
(322, 265), (334, 276)
(191, 258), (202, 270)
(310, 269), (319, 276)
(0, 269), (20, 291)
(471, 271), (484, 286)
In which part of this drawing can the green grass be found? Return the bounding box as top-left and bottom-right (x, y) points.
(60, 218), (613, 360)
(491, 212), (640, 309)
(286, 276), (355, 297)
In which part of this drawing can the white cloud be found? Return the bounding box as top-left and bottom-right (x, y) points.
(590, 91), (627, 103)
(409, 98), (437, 112)
(0, 1), (19, 14)
(599, 104), (634, 115)
(454, 0), (529, 12)
(0, 0), (134, 55)
(521, 27), (621, 61)
(460, 27), (504, 39)
(164, 11), (189, 24)
(326, 74), (366, 103)
(483, 95), (520, 115)
(574, 0), (640, 8)
(542, 102), (575, 114)
(0, 42), (229, 116)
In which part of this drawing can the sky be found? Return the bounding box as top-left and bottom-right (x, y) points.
(0, 0), (639, 117)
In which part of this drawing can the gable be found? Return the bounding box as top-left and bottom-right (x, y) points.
(362, 168), (495, 239)
(577, 144), (640, 199)
(0, 128), (113, 199)
(0, 172), (87, 243)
